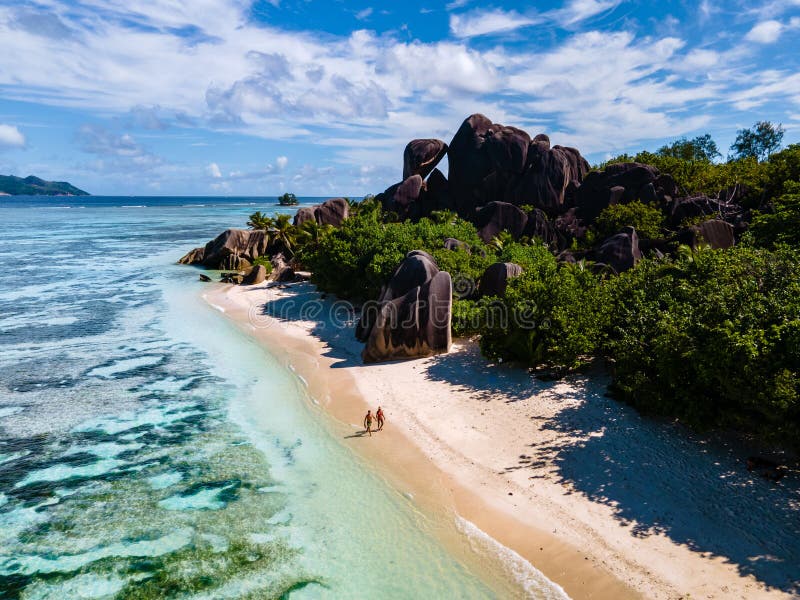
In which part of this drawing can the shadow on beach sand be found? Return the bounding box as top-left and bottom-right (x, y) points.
(431, 350), (800, 593)
(539, 388), (800, 593)
(251, 283), (364, 367)
(424, 344), (557, 403)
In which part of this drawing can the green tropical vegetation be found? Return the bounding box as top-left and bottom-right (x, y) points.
(593, 201), (665, 240)
(244, 125), (800, 446)
(278, 192), (298, 205)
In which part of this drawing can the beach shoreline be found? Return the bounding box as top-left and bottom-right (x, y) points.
(204, 280), (798, 600)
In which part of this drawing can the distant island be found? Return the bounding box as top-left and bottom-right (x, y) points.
(0, 175), (89, 196)
(278, 192), (298, 205)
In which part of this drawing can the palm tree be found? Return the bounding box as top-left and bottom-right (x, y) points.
(247, 211), (274, 230)
(297, 220), (333, 246)
(272, 213), (298, 258)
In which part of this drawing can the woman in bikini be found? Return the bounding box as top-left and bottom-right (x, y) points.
(376, 406), (385, 431)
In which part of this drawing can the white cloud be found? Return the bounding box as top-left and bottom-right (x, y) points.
(76, 124), (162, 172)
(0, 124), (25, 147)
(276, 156), (288, 170)
(206, 162), (221, 178)
(449, 9), (541, 38)
(355, 7), (373, 20)
(745, 20), (785, 43)
(551, 0), (622, 27)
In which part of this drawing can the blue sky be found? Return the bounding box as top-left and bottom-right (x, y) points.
(0, 0), (799, 196)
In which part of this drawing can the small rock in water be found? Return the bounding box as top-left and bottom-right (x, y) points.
(199, 274), (212, 282)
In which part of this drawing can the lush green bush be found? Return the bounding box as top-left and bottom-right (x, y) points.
(475, 244), (609, 371)
(303, 210), (493, 301)
(762, 144), (800, 201)
(603, 246), (800, 441)
(594, 201), (665, 240)
(750, 182), (800, 248)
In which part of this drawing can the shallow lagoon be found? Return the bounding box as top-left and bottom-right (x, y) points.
(0, 197), (564, 599)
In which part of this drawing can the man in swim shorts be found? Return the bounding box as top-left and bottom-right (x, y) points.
(363, 410), (374, 437)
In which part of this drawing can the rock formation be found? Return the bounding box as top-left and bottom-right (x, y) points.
(380, 175), (424, 220)
(293, 197), (349, 227)
(597, 226), (642, 273)
(479, 262), (523, 297)
(241, 264), (268, 285)
(678, 219), (735, 249)
(576, 163), (660, 223)
(357, 251), (452, 363)
(269, 254), (295, 282)
(178, 228), (270, 270)
(474, 202), (528, 243)
(443, 237), (471, 252)
(403, 139), (448, 180)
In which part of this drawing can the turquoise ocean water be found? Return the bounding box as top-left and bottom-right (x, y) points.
(0, 197), (566, 599)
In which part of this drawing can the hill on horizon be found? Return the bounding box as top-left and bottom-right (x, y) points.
(0, 174), (89, 196)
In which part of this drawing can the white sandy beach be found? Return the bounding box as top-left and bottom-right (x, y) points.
(206, 280), (800, 600)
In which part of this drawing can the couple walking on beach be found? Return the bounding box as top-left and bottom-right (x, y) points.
(363, 407), (384, 437)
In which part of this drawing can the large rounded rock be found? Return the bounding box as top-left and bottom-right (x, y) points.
(554, 145), (590, 182)
(378, 175), (425, 220)
(678, 219), (735, 249)
(178, 247), (205, 265)
(293, 198), (349, 227)
(443, 237), (471, 252)
(576, 163), (659, 223)
(507, 143), (574, 213)
(474, 201), (528, 243)
(357, 251), (439, 341)
(357, 252), (453, 363)
(524, 208), (560, 248)
(183, 229), (270, 269)
(448, 114), (495, 216)
(241, 264), (268, 285)
(403, 139), (448, 180)
(316, 198), (349, 226)
(293, 207), (316, 227)
(361, 271), (452, 363)
(597, 226), (642, 274)
(485, 125), (530, 173)
(479, 262), (523, 297)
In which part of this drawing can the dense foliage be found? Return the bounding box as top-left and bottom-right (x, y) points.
(604, 246), (800, 441)
(303, 207), (492, 301)
(593, 201), (664, 240)
(750, 182), (800, 248)
(278, 192), (298, 205)
(475, 243), (609, 372)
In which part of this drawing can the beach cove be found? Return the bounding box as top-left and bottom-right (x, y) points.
(0, 197), (561, 598)
(206, 278), (800, 600)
